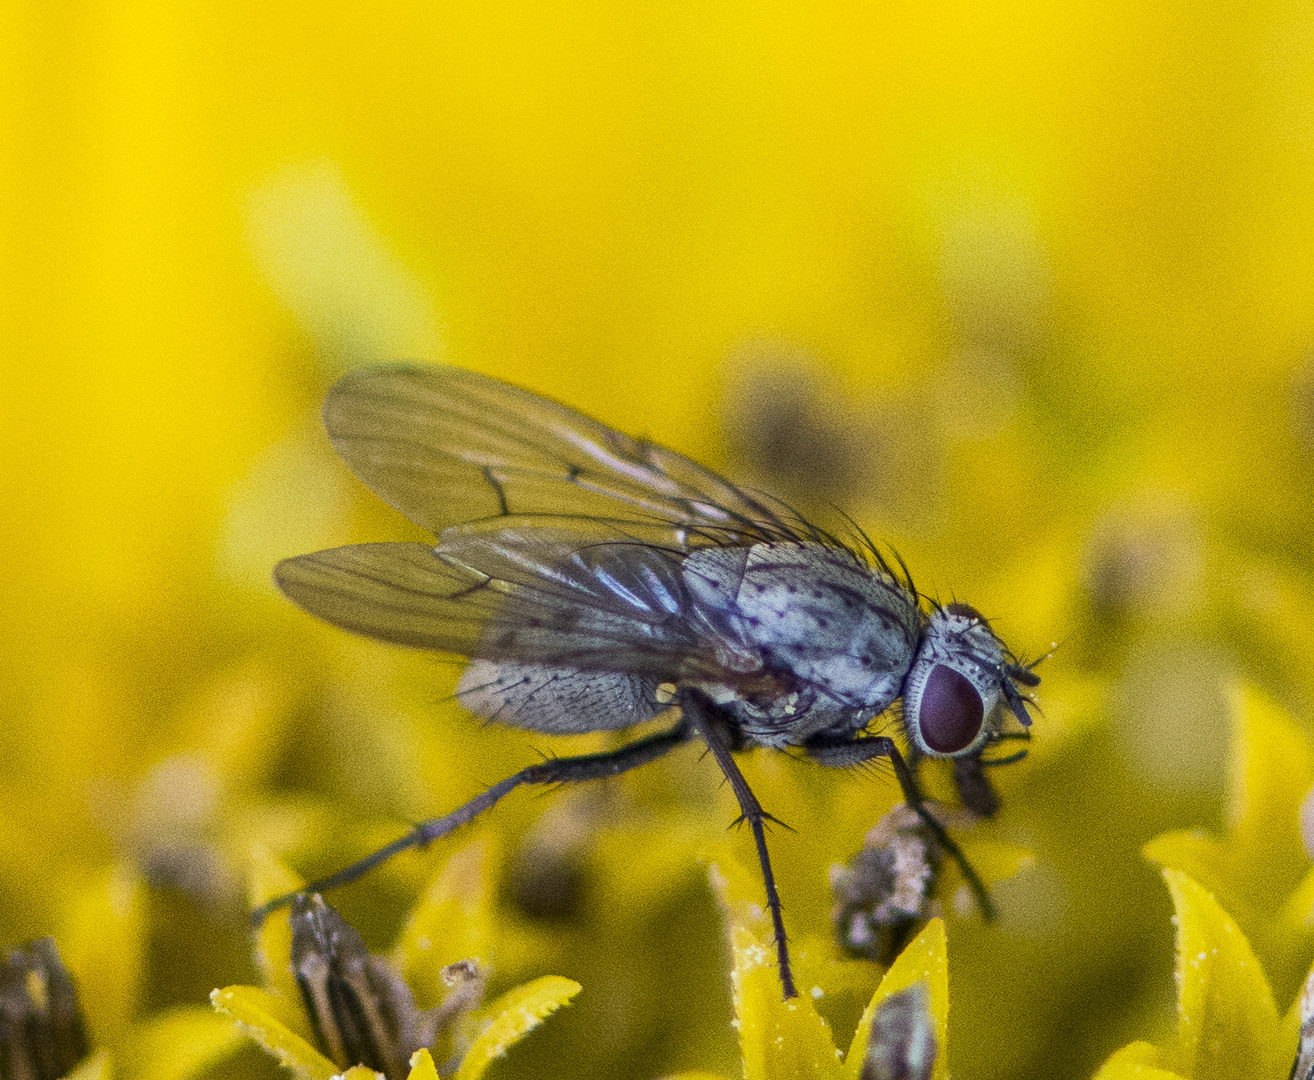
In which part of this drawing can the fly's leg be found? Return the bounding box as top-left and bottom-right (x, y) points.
(952, 755), (998, 818)
(954, 732), (1032, 817)
(253, 716), (692, 925)
(680, 692), (798, 1001)
(804, 733), (996, 922)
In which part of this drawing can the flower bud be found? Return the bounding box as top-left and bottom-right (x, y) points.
(0, 938), (89, 1080)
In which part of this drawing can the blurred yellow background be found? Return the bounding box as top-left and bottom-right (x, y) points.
(5, 2), (1314, 1078)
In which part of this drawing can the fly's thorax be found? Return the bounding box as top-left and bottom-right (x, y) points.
(680, 541), (921, 742)
(902, 603), (1009, 757)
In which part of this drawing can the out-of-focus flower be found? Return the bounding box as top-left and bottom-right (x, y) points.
(858, 981), (938, 1080)
(0, 937), (89, 1080)
(12, 0), (1314, 1071)
(829, 801), (1033, 965)
(0, 869), (244, 1080)
(212, 844), (580, 1080)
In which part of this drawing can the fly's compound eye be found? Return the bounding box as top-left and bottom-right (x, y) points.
(906, 604), (1009, 758)
(917, 664), (985, 754)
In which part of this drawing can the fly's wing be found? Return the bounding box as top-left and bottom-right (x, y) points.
(275, 531), (704, 677)
(276, 543), (494, 653)
(322, 365), (799, 545)
(278, 366), (832, 725)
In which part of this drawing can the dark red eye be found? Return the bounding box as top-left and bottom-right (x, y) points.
(918, 664), (984, 754)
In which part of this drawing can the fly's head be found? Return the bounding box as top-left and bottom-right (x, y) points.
(901, 603), (1039, 758)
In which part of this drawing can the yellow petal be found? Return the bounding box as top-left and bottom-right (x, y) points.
(1277, 865), (1314, 936)
(392, 838), (494, 1005)
(729, 924), (847, 1080)
(1146, 685), (1314, 919)
(407, 1048), (441, 1080)
(1223, 683), (1313, 902)
(1090, 1040), (1188, 1079)
(938, 838), (1035, 917)
(122, 1006), (245, 1080)
(60, 864), (145, 1049)
(247, 846), (308, 1008)
(845, 919), (948, 1080)
(1270, 959), (1314, 1080)
(210, 985), (339, 1080)
(1163, 868), (1278, 1080)
(65, 1051), (112, 1080)
(184, 663), (293, 792)
(455, 975), (582, 1080)
(1143, 830), (1228, 900)
(707, 855), (846, 1080)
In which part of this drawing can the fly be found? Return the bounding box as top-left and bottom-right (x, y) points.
(252, 364), (1042, 1000)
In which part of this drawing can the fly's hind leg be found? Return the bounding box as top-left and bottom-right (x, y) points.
(253, 715), (693, 925)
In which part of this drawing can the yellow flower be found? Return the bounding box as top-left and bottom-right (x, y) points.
(1095, 682), (1314, 1080)
(659, 836), (1030, 1080)
(706, 851), (948, 1080)
(1144, 683), (1314, 1006)
(212, 842), (580, 1080)
(0, 865), (244, 1080)
(1092, 867), (1308, 1080)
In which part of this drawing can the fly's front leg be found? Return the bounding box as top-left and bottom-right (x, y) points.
(253, 715), (693, 925)
(954, 732), (1032, 818)
(805, 733), (996, 922)
(952, 755), (998, 818)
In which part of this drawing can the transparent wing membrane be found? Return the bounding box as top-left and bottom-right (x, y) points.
(276, 536), (705, 681)
(323, 365), (793, 539)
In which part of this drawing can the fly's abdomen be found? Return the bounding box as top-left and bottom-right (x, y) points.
(457, 660), (665, 732)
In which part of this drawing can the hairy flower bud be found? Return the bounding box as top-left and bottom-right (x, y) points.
(830, 804), (944, 964)
(290, 894), (482, 1079)
(0, 938), (89, 1080)
(859, 982), (937, 1080)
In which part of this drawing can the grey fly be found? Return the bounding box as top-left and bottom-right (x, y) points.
(252, 364), (1041, 999)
